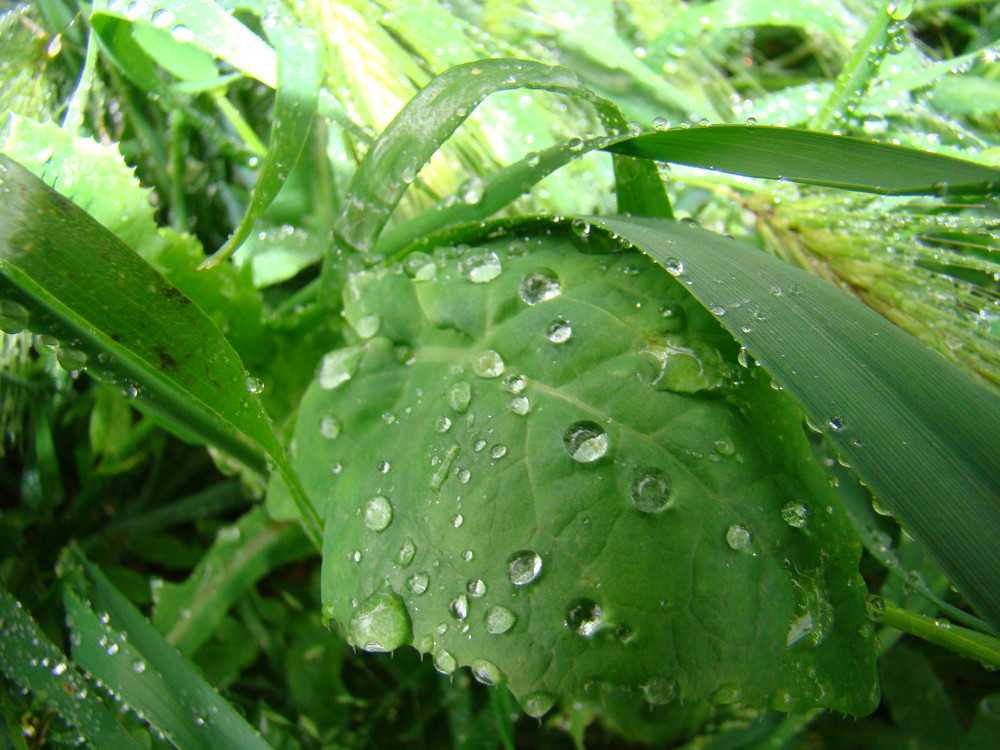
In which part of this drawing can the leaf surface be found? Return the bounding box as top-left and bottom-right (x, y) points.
(279, 226), (878, 718)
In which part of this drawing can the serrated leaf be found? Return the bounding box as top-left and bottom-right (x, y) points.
(281, 226), (878, 717)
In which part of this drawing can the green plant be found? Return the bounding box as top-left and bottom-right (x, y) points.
(1, 1), (999, 748)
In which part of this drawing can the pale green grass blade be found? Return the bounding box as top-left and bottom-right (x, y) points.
(152, 505), (310, 656)
(0, 155), (321, 544)
(336, 59), (668, 257)
(594, 215), (1000, 633)
(61, 547), (274, 750)
(0, 582), (143, 750)
(201, 20), (321, 268)
(604, 125), (1000, 195)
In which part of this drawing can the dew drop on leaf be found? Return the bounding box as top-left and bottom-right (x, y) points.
(510, 396), (530, 415)
(363, 496), (393, 532)
(726, 524), (753, 551)
(245, 376), (264, 394)
(506, 550), (542, 585)
(467, 578), (486, 597)
(640, 676), (678, 705)
(490, 444), (508, 459)
(472, 659), (505, 686)
(459, 249), (503, 283)
(348, 592), (412, 652)
(319, 415), (342, 439)
(781, 502), (809, 528)
(473, 350), (505, 378)
(502, 373), (526, 393)
(407, 573), (429, 595)
(435, 416), (452, 432)
(0, 299), (30, 334)
(652, 117), (670, 131)
(518, 269), (562, 305)
(546, 318), (572, 343)
(433, 649), (458, 674)
(563, 421), (609, 462)
(663, 257), (684, 276)
(396, 537), (416, 567)
(446, 381), (472, 412)
(449, 594), (469, 620)
(630, 467), (673, 512)
(565, 598), (603, 636)
(485, 605), (517, 634)
(521, 692), (556, 718)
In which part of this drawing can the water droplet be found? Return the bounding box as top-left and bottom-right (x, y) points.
(630, 467), (673, 512)
(396, 537), (416, 567)
(659, 304), (686, 332)
(0, 299), (30, 333)
(436, 416), (452, 432)
(567, 136), (584, 151)
(745, 117), (758, 125)
(565, 598), (603, 636)
(354, 313), (381, 339)
(459, 250), (502, 283)
(519, 269), (562, 305)
(433, 649), (458, 674)
(726, 524), (752, 551)
(473, 350), (505, 378)
(485, 605), (517, 634)
(363, 496), (393, 532)
(459, 177), (485, 204)
(713, 438), (736, 456)
(56, 348), (88, 372)
(563, 421), (609, 463)
(510, 396), (530, 415)
(131, 659), (146, 674)
(709, 304), (726, 316)
(490, 444), (507, 459)
(452, 513), (464, 528)
(408, 573), (429, 595)
(320, 415), (342, 439)
(449, 594), (469, 620)
(570, 219), (591, 238)
(546, 318), (572, 343)
(652, 117), (670, 131)
(640, 676), (677, 705)
(318, 346), (364, 389)
(348, 592), (412, 652)
(446, 382), (472, 413)
(245, 376), (264, 394)
(502, 374), (526, 394)
(521, 692), (556, 718)
(462, 549), (474, 562)
(467, 579), (486, 597)
(472, 659), (505, 686)
(865, 594), (886, 621)
(506, 550), (542, 585)
(781, 502), (808, 528)
(828, 416), (846, 431)
(663, 258), (684, 276)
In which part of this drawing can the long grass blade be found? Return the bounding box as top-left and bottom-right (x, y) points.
(592, 215), (1000, 634)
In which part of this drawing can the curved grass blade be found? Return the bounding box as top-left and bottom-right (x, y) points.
(200, 21), (321, 269)
(0, 582), (144, 750)
(603, 125), (1000, 196)
(61, 546), (274, 750)
(0, 155), (321, 544)
(336, 59), (668, 258)
(593, 215), (1000, 634)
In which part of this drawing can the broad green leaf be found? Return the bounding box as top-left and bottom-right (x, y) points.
(594, 216), (1000, 634)
(335, 58), (668, 257)
(152, 505), (310, 656)
(60, 547), (275, 750)
(279, 226), (878, 718)
(604, 124), (1000, 196)
(0, 581), (143, 750)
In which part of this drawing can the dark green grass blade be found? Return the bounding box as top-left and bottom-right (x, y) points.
(61, 547), (274, 750)
(594, 215), (1000, 634)
(0, 582), (143, 750)
(604, 125), (1000, 196)
(336, 59), (669, 257)
(201, 21), (321, 268)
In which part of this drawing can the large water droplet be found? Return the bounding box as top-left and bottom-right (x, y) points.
(446, 381), (472, 413)
(563, 421), (609, 462)
(473, 350), (505, 378)
(565, 598), (603, 636)
(663, 258), (684, 276)
(396, 537), (416, 567)
(467, 579), (486, 597)
(459, 249), (502, 283)
(506, 550), (542, 585)
(640, 676), (678, 705)
(363, 496), (393, 532)
(781, 502), (808, 528)
(56, 348), (88, 372)
(521, 692), (556, 718)
(472, 659), (505, 686)
(630, 467), (673, 512)
(320, 415), (342, 439)
(433, 649), (458, 674)
(449, 594), (469, 620)
(348, 592), (412, 652)
(510, 396), (530, 415)
(502, 374), (526, 394)
(0, 299), (30, 334)
(546, 318), (572, 343)
(485, 605), (517, 634)
(407, 573), (429, 595)
(726, 524), (752, 551)
(318, 346), (364, 389)
(519, 269), (562, 305)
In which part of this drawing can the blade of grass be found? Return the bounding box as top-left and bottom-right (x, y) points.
(0, 582), (144, 750)
(334, 58), (669, 259)
(880, 603), (1000, 668)
(200, 20), (321, 268)
(61, 546), (275, 750)
(603, 124), (1000, 196)
(0, 155), (321, 545)
(591, 215), (1000, 634)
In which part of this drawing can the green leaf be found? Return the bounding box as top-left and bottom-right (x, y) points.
(593, 215), (1000, 634)
(152, 505), (310, 656)
(281, 226), (878, 718)
(0, 581), (143, 750)
(60, 546), (275, 750)
(603, 125), (1000, 196)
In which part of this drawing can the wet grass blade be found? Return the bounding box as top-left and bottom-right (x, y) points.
(61, 546), (274, 750)
(604, 125), (1000, 196)
(335, 59), (668, 258)
(593, 215), (1000, 634)
(201, 21), (321, 268)
(0, 155), (321, 544)
(0, 582), (143, 750)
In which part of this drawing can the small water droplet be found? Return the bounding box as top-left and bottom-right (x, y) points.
(828, 416), (846, 431)
(485, 605), (517, 634)
(563, 421), (609, 462)
(449, 594), (469, 620)
(348, 592), (412, 652)
(472, 659), (505, 686)
(245, 376), (264, 394)
(745, 117), (758, 125)
(452, 513), (464, 528)
(407, 573), (429, 595)
(502, 374), (526, 394)
(506, 550), (542, 585)
(519, 269), (562, 305)
(565, 598), (603, 636)
(652, 117), (670, 131)
(0, 299), (30, 334)
(459, 249), (503, 283)
(663, 258), (684, 276)
(131, 659), (146, 674)
(546, 318), (572, 343)
(396, 537), (417, 567)
(473, 350), (505, 378)
(490, 444), (507, 459)
(630, 467), (673, 512)
(510, 396), (530, 415)
(641, 676), (677, 705)
(446, 382), (472, 413)
(436, 416), (453, 432)
(467, 579), (486, 597)
(726, 524), (753, 551)
(433, 649), (458, 674)
(363, 496), (393, 532)
(521, 692), (556, 718)
(781, 502), (808, 528)
(320, 415), (342, 439)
